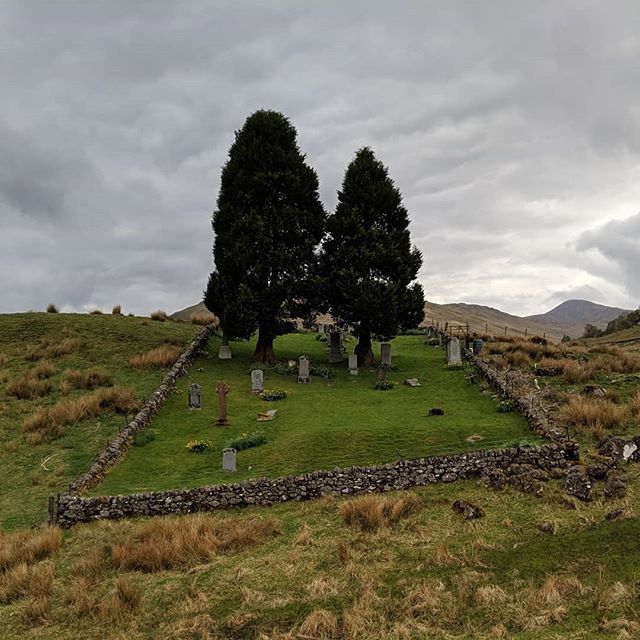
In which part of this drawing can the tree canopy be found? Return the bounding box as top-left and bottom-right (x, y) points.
(204, 110), (326, 364)
(321, 147), (425, 364)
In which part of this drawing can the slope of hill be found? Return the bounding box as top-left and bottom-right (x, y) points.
(169, 301), (210, 321)
(526, 299), (630, 331)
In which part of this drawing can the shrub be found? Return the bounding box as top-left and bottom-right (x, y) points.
(373, 381), (394, 391)
(186, 440), (211, 453)
(340, 494), (422, 532)
(109, 514), (281, 571)
(112, 305), (122, 315)
(133, 430), (156, 447)
(150, 310), (168, 322)
(497, 400), (514, 413)
(62, 368), (112, 390)
(46, 304), (58, 313)
(261, 389), (288, 401)
(89, 309), (103, 315)
(310, 364), (335, 379)
(224, 430), (267, 451)
(129, 344), (181, 369)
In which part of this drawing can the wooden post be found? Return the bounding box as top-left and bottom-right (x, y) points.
(504, 325), (507, 336)
(525, 328), (528, 338)
(215, 381), (230, 425)
(485, 323), (488, 336)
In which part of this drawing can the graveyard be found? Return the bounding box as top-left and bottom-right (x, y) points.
(96, 331), (532, 496)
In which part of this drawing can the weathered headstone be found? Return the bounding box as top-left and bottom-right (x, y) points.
(218, 344), (232, 360)
(188, 383), (201, 410)
(222, 448), (236, 472)
(348, 354), (358, 376)
(215, 381), (229, 425)
(328, 332), (343, 363)
(472, 338), (483, 355)
(447, 337), (462, 366)
(251, 369), (264, 394)
(318, 324), (325, 334)
(380, 343), (392, 366)
(297, 355), (310, 384)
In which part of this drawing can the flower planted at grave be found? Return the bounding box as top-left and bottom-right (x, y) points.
(186, 440), (211, 453)
(261, 389), (288, 401)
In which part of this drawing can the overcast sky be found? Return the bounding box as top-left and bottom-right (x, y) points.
(2, 1), (639, 317)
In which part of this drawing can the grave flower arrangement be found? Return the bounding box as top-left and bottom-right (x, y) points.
(224, 430), (267, 451)
(373, 381), (394, 391)
(261, 389), (288, 401)
(186, 440), (212, 453)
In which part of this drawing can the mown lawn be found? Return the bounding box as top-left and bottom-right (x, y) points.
(0, 313), (197, 530)
(97, 333), (534, 495)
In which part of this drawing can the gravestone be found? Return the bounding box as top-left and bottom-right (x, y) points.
(215, 381), (230, 425)
(297, 355), (310, 384)
(218, 344), (232, 360)
(380, 343), (392, 366)
(472, 338), (484, 355)
(348, 354), (358, 376)
(328, 332), (343, 363)
(447, 337), (462, 366)
(188, 383), (201, 410)
(222, 448), (236, 472)
(318, 324), (325, 334)
(251, 369), (264, 394)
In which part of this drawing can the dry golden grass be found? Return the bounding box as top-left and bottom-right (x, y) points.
(112, 304), (122, 315)
(97, 577), (142, 622)
(0, 353), (7, 367)
(21, 387), (139, 440)
(562, 359), (597, 384)
(505, 350), (531, 368)
(31, 361), (56, 378)
(560, 396), (628, 437)
(19, 595), (50, 626)
(297, 609), (339, 639)
(0, 527), (62, 571)
(190, 311), (217, 325)
(339, 494), (422, 532)
(129, 344), (182, 369)
(45, 337), (81, 358)
(6, 376), (52, 400)
(0, 370), (8, 384)
(109, 514), (281, 572)
(150, 309), (168, 322)
(630, 391), (640, 417)
(0, 561), (55, 603)
(596, 581), (632, 613)
(62, 367), (112, 390)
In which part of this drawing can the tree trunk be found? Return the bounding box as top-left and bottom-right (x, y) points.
(253, 329), (276, 365)
(355, 331), (376, 367)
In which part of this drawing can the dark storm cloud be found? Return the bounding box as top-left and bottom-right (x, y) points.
(1, 0), (640, 315)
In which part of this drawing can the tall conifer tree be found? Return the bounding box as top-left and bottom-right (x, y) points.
(321, 147), (425, 365)
(205, 110), (326, 364)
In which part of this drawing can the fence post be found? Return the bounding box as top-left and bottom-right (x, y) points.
(504, 325), (507, 336)
(525, 328), (528, 338)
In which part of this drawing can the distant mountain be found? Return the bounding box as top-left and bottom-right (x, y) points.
(525, 299), (631, 331)
(170, 302), (212, 322)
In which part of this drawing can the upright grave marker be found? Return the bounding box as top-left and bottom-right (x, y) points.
(297, 355), (310, 384)
(348, 354), (358, 376)
(328, 332), (343, 363)
(380, 343), (392, 366)
(218, 344), (232, 360)
(251, 369), (264, 394)
(215, 381), (230, 425)
(222, 448), (236, 472)
(188, 383), (201, 410)
(447, 337), (462, 366)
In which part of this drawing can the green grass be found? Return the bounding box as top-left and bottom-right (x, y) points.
(0, 313), (197, 530)
(97, 333), (533, 495)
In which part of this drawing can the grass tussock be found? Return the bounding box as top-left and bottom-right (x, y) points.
(505, 350), (531, 368)
(19, 595), (50, 626)
(98, 578), (142, 621)
(21, 387), (139, 441)
(0, 353), (7, 366)
(297, 609), (339, 639)
(61, 367), (112, 390)
(191, 311), (217, 325)
(129, 344), (182, 369)
(0, 528), (62, 573)
(6, 376), (52, 400)
(109, 514), (281, 572)
(630, 391), (640, 417)
(560, 396), (628, 437)
(150, 309), (168, 322)
(112, 304), (122, 315)
(562, 360), (597, 384)
(45, 337), (81, 359)
(339, 494), (422, 532)
(0, 561), (54, 604)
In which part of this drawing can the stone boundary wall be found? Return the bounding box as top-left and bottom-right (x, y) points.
(67, 323), (217, 494)
(56, 443), (571, 527)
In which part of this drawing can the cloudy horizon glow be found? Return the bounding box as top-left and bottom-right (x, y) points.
(1, 1), (639, 318)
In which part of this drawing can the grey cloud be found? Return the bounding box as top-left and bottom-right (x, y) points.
(2, 0), (640, 316)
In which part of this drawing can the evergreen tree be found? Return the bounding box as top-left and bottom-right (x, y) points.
(321, 147), (425, 365)
(204, 110), (326, 364)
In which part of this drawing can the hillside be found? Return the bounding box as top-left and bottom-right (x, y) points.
(526, 299), (630, 331)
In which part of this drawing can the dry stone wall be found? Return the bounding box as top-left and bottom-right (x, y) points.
(67, 323), (217, 494)
(56, 443), (570, 527)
